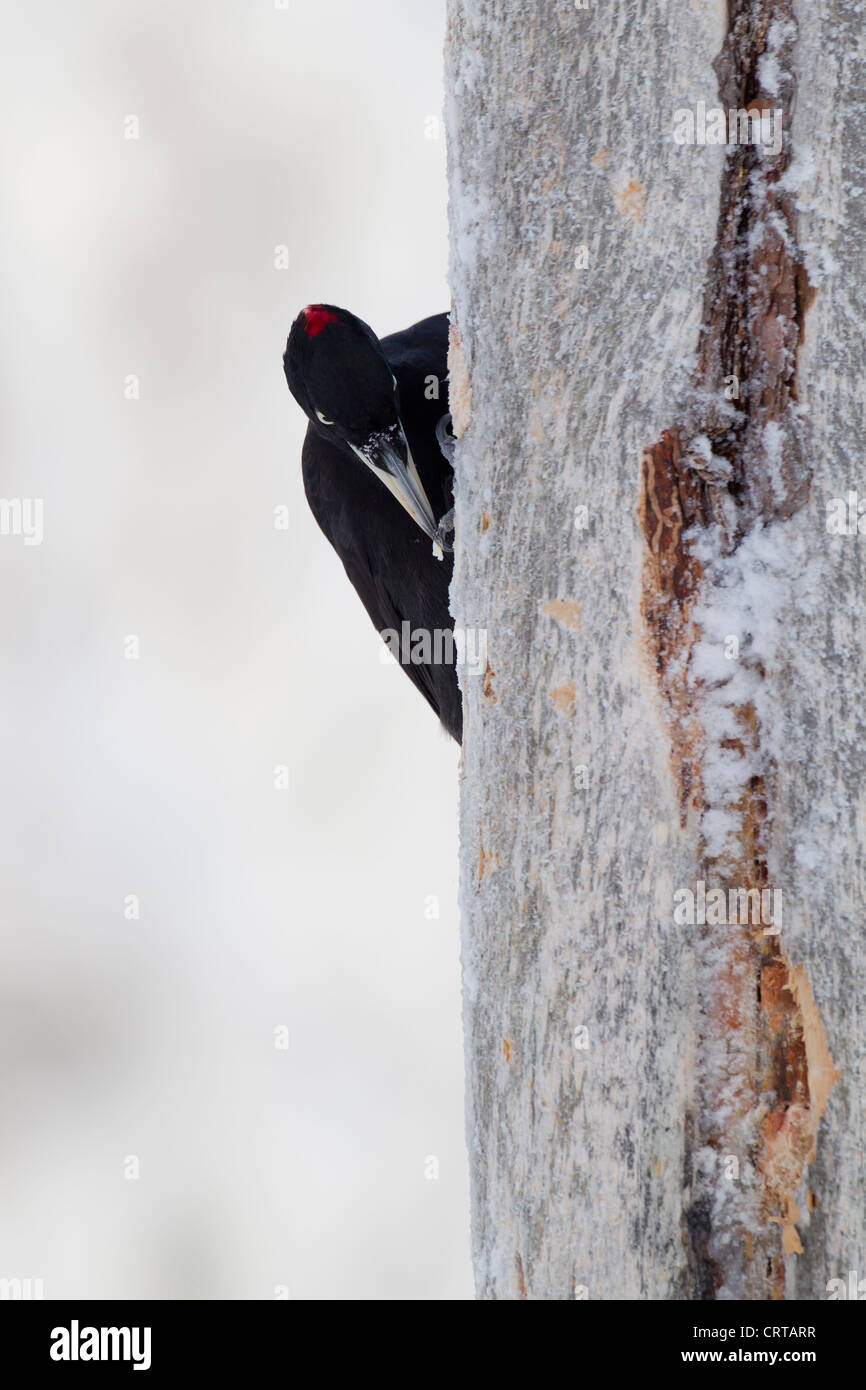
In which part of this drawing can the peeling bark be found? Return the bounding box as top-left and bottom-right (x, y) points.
(640, 1), (837, 1298)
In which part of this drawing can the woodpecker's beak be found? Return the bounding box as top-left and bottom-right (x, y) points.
(352, 425), (452, 558)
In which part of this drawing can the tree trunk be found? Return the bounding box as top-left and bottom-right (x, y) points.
(445, 0), (864, 1300)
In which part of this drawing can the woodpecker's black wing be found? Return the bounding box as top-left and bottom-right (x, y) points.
(340, 553), (448, 725)
(301, 312), (461, 742)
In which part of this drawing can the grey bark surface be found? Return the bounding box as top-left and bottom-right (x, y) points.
(445, 0), (865, 1300)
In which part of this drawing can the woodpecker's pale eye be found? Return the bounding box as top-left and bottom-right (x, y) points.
(316, 410), (334, 425)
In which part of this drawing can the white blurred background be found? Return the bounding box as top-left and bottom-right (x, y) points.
(0, 0), (469, 1299)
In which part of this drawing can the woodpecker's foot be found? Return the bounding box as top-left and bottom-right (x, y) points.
(435, 412), (456, 465)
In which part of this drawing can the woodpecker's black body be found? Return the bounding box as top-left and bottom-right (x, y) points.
(283, 305), (461, 742)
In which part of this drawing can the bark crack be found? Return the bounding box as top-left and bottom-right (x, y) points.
(638, 0), (836, 1298)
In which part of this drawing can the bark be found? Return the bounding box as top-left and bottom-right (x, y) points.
(445, 0), (865, 1300)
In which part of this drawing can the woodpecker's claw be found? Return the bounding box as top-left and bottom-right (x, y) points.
(435, 412), (456, 465)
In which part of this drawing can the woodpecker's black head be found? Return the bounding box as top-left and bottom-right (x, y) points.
(283, 304), (450, 553)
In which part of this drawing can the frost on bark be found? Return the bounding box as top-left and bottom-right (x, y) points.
(445, 0), (865, 1300)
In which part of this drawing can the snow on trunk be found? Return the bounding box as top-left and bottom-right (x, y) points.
(445, 0), (864, 1300)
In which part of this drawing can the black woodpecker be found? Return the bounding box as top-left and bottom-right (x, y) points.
(284, 304), (461, 743)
